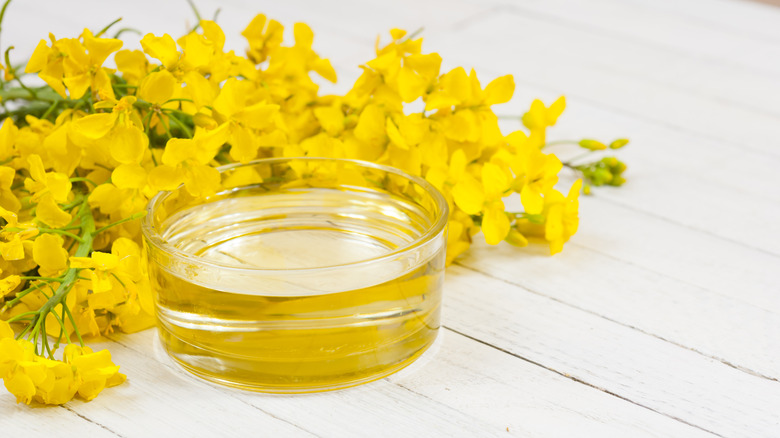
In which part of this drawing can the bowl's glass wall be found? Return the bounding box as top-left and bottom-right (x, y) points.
(143, 158), (447, 392)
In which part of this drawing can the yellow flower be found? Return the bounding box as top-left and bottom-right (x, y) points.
(544, 179), (582, 255)
(522, 96), (565, 148)
(451, 162), (512, 245)
(212, 78), (280, 163)
(137, 69), (180, 132)
(397, 53), (442, 103)
(242, 14), (284, 64)
(0, 320), (13, 339)
(4, 371), (36, 404)
(151, 134), (222, 197)
(69, 96), (148, 165)
(32, 233), (69, 276)
(140, 33), (180, 70)
(425, 67), (514, 111)
(445, 212), (476, 266)
(26, 30), (122, 100)
(23, 154), (73, 229)
(70, 251), (120, 296)
(62, 29), (123, 100)
(517, 179), (582, 255)
(65, 345), (125, 401)
(35, 196), (72, 229)
(33, 358), (78, 405)
(114, 49), (150, 85)
(0, 118), (18, 162)
(0, 166), (21, 214)
(493, 131), (562, 214)
(426, 148), (468, 207)
(24, 154), (71, 203)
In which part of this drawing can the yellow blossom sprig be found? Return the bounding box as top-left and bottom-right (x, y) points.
(500, 96), (630, 197)
(0, 0), (631, 406)
(543, 137), (629, 195)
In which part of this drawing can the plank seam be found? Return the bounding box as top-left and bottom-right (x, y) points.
(62, 405), (127, 438)
(447, 4), (508, 32)
(570, 240), (780, 319)
(441, 326), (726, 438)
(454, 262), (780, 383)
(235, 399), (324, 438)
(105, 336), (321, 437)
(500, 71), (780, 160)
(581, 193), (780, 258)
(391, 382), (507, 437)
(501, 2), (780, 80)
(453, 3), (780, 120)
(631, 0), (780, 44)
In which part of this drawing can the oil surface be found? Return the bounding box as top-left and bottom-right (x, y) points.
(149, 189), (445, 392)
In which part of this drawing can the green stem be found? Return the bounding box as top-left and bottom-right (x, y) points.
(45, 228), (85, 242)
(113, 27), (143, 39)
(5, 47), (37, 99)
(401, 27), (424, 42)
(63, 304), (83, 347)
(163, 109), (193, 138)
(0, 0), (12, 56)
(41, 318), (53, 358)
(49, 308), (67, 349)
(92, 211), (146, 235)
(95, 17), (122, 38)
(23, 200), (94, 350)
(69, 176), (98, 187)
(161, 98), (194, 105)
(41, 99), (59, 120)
(5, 311), (37, 323)
(543, 140), (578, 147)
(19, 276), (64, 282)
(562, 151), (596, 167)
(4, 280), (54, 309)
(187, 0), (203, 32)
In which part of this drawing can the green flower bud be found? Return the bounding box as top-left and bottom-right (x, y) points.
(609, 138), (629, 149)
(602, 157), (618, 167)
(578, 139), (607, 151)
(504, 229), (529, 247)
(583, 183), (592, 195)
(610, 176), (626, 186)
(594, 168), (612, 185)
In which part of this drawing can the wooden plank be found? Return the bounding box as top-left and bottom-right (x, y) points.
(574, 198), (780, 316)
(458, 228), (780, 379)
(511, 91), (780, 204)
(497, 0), (780, 78)
(2, 403), (119, 437)
(73, 327), (718, 438)
(442, 264), (780, 438)
(422, 11), (780, 158)
(621, 0), (780, 42)
(44, 339), (320, 436)
(501, 0), (780, 118)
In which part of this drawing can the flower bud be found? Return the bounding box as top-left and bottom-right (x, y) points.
(504, 229), (529, 247)
(609, 138), (629, 149)
(192, 113), (218, 129)
(578, 139), (607, 151)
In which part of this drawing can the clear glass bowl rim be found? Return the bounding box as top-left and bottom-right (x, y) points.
(141, 157), (449, 275)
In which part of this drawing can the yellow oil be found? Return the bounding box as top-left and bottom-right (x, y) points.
(147, 188), (445, 392)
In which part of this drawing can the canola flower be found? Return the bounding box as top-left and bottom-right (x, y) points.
(0, 1), (628, 405)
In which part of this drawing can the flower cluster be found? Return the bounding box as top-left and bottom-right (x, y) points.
(1, 320), (124, 404)
(0, 2), (627, 406)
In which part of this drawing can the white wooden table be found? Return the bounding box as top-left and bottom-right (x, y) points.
(4, 0), (780, 436)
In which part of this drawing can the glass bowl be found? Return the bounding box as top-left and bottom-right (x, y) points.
(141, 157), (448, 393)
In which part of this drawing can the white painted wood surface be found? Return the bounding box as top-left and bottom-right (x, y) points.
(3, 0), (780, 436)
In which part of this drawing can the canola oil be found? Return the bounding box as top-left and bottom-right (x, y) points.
(147, 188), (446, 392)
